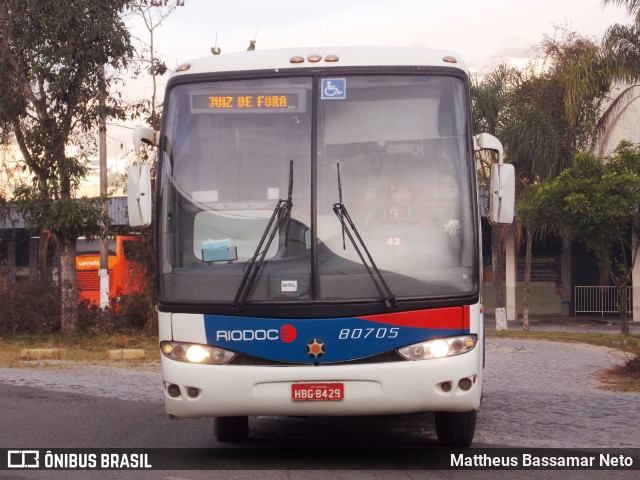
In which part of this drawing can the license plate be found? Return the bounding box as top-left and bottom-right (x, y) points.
(291, 382), (344, 401)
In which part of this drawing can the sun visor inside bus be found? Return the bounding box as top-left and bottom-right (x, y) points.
(322, 98), (439, 145)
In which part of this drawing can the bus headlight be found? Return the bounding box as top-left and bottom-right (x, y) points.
(397, 335), (477, 361)
(161, 341), (236, 365)
(185, 345), (209, 363)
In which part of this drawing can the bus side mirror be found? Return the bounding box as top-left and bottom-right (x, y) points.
(474, 133), (514, 224)
(127, 163), (152, 227)
(127, 127), (157, 227)
(489, 163), (515, 224)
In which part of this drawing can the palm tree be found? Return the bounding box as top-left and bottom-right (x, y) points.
(597, 15), (640, 154)
(471, 63), (518, 137)
(603, 0), (640, 15)
(471, 64), (520, 325)
(566, 2), (640, 152)
(498, 29), (607, 328)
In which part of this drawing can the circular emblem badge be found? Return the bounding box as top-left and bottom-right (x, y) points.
(306, 338), (326, 359)
(280, 324), (297, 343)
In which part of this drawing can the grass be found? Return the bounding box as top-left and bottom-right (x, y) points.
(486, 328), (640, 351)
(598, 364), (640, 393)
(487, 329), (640, 393)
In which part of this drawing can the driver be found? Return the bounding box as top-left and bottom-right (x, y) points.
(386, 176), (414, 221)
(367, 175), (429, 226)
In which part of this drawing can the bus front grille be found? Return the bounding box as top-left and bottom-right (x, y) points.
(229, 350), (406, 366)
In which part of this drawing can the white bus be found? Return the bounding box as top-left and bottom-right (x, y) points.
(128, 46), (515, 447)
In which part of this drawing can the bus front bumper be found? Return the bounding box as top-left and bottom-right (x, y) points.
(160, 351), (482, 419)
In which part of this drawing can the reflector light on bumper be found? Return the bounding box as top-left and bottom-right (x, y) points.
(397, 335), (477, 360)
(161, 342), (236, 365)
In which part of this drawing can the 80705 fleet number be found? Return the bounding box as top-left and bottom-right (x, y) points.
(338, 327), (399, 340)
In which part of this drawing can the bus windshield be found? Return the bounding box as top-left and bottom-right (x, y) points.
(158, 74), (476, 307)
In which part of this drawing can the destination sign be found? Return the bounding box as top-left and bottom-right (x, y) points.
(191, 93), (302, 112)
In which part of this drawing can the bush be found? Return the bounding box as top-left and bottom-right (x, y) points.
(0, 277), (155, 335)
(77, 292), (155, 335)
(623, 355), (640, 373)
(0, 277), (61, 334)
(621, 339), (640, 374)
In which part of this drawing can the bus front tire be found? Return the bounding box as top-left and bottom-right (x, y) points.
(434, 410), (476, 447)
(214, 416), (249, 442)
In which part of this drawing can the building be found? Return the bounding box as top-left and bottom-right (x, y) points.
(0, 197), (130, 281)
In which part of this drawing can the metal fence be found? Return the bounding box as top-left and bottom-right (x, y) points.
(574, 286), (632, 315)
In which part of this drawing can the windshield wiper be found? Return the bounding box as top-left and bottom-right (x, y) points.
(332, 163), (396, 309)
(233, 160), (293, 309)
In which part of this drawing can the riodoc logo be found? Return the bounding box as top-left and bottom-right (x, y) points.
(215, 324), (297, 343)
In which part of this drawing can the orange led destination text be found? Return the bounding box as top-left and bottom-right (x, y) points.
(208, 95), (290, 109)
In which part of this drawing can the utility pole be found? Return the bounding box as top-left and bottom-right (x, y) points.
(98, 64), (109, 308)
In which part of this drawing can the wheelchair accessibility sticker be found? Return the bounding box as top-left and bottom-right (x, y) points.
(321, 78), (346, 99)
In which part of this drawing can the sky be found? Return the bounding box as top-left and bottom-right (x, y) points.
(140, 0), (632, 73)
(92, 0), (634, 190)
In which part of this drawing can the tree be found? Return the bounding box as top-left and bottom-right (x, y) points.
(566, 1), (640, 154)
(516, 182), (568, 330)
(520, 142), (640, 335)
(505, 29), (608, 328)
(472, 65), (520, 326)
(603, 0), (640, 16)
(473, 29), (608, 329)
(123, 1), (185, 331)
(128, 0), (185, 130)
(0, 0), (134, 334)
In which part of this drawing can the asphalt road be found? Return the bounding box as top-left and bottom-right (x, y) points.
(0, 337), (638, 479)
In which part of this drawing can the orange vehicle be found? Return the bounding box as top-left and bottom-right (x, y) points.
(76, 235), (147, 304)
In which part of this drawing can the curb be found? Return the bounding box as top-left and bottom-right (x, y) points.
(105, 349), (146, 360)
(18, 348), (147, 361)
(19, 348), (66, 360)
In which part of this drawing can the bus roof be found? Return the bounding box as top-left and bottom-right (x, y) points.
(170, 46), (468, 78)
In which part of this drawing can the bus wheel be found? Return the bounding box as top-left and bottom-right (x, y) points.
(434, 410), (476, 447)
(214, 416), (249, 442)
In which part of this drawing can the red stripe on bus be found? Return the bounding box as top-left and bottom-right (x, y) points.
(359, 306), (470, 329)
